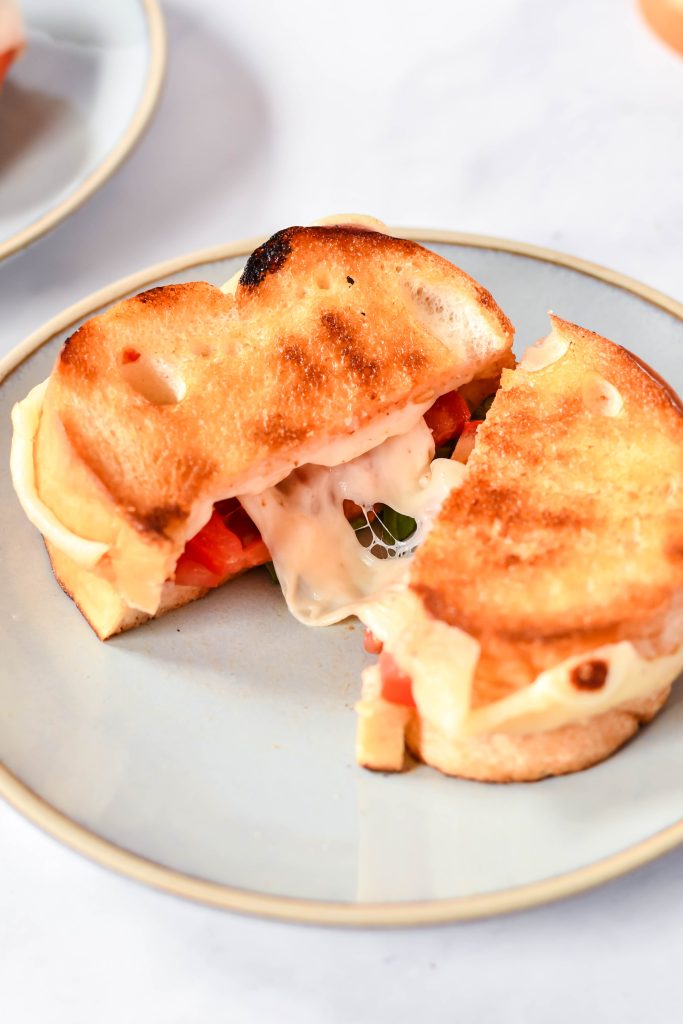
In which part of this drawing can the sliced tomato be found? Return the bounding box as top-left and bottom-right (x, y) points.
(214, 497), (240, 516)
(452, 419), (482, 464)
(379, 651), (416, 707)
(173, 554), (224, 589)
(424, 390), (470, 446)
(363, 629), (383, 655)
(174, 506), (269, 588)
(183, 510), (242, 575)
(221, 503), (264, 551)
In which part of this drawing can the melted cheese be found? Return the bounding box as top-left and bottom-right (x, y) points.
(240, 419), (465, 625)
(357, 587), (683, 740)
(312, 213), (387, 232)
(9, 362), (447, 601)
(220, 269), (242, 296)
(520, 330), (569, 372)
(356, 665), (411, 770)
(10, 381), (110, 569)
(581, 371), (624, 417)
(236, 400), (437, 495)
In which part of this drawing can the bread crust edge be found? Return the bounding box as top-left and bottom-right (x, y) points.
(46, 540), (212, 640)
(403, 687), (671, 782)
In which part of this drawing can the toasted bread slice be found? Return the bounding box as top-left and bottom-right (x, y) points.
(413, 317), (683, 678)
(359, 317), (683, 780)
(16, 224), (513, 636)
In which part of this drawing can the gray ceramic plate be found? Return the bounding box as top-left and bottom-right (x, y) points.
(0, 0), (164, 261)
(2, 231), (683, 926)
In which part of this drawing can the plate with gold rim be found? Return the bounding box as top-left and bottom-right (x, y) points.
(1, 230), (683, 926)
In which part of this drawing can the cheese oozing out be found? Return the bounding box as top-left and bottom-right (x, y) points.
(355, 587), (683, 765)
(239, 418), (465, 625)
(10, 215), (482, 626)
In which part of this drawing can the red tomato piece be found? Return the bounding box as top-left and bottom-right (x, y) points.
(364, 629), (384, 655)
(173, 504), (270, 588)
(451, 419), (483, 464)
(183, 510), (242, 575)
(221, 504), (264, 551)
(214, 497), (240, 517)
(424, 391), (470, 446)
(379, 651), (416, 707)
(173, 554), (223, 589)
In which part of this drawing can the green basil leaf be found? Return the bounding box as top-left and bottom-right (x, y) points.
(263, 561), (279, 584)
(470, 394), (495, 420)
(435, 439), (457, 459)
(378, 505), (417, 543)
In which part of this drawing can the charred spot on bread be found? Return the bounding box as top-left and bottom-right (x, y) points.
(135, 286), (170, 306)
(240, 229), (294, 289)
(134, 504), (186, 538)
(571, 659), (608, 691)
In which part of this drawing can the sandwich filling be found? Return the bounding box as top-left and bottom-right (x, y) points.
(164, 386), (488, 616)
(11, 377), (493, 617)
(239, 417), (465, 625)
(355, 587), (683, 771)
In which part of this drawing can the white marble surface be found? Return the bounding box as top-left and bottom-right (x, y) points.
(2, 0), (683, 1020)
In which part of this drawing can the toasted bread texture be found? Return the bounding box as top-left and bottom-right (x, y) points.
(404, 686), (671, 782)
(397, 317), (683, 780)
(46, 540), (209, 639)
(413, 317), (683, 691)
(29, 224), (513, 631)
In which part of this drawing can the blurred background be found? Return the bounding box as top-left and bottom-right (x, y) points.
(1, 0), (681, 348)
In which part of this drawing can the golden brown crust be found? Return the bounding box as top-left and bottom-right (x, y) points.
(49, 228), (512, 538)
(404, 686), (671, 782)
(34, 224), (513, 619)
(411, 317), (683, 709)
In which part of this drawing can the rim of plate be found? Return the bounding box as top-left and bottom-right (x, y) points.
(2, 229), (683, 927)
(0, 0), (166, 263)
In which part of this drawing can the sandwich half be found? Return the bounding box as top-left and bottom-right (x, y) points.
(356, 316), (683, 781)
(11, 220), (513, 639)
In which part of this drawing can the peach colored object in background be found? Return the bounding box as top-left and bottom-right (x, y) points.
(639, 0), (683, 55)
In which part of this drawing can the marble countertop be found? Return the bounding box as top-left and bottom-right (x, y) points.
(2, 1), (682, 1020)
